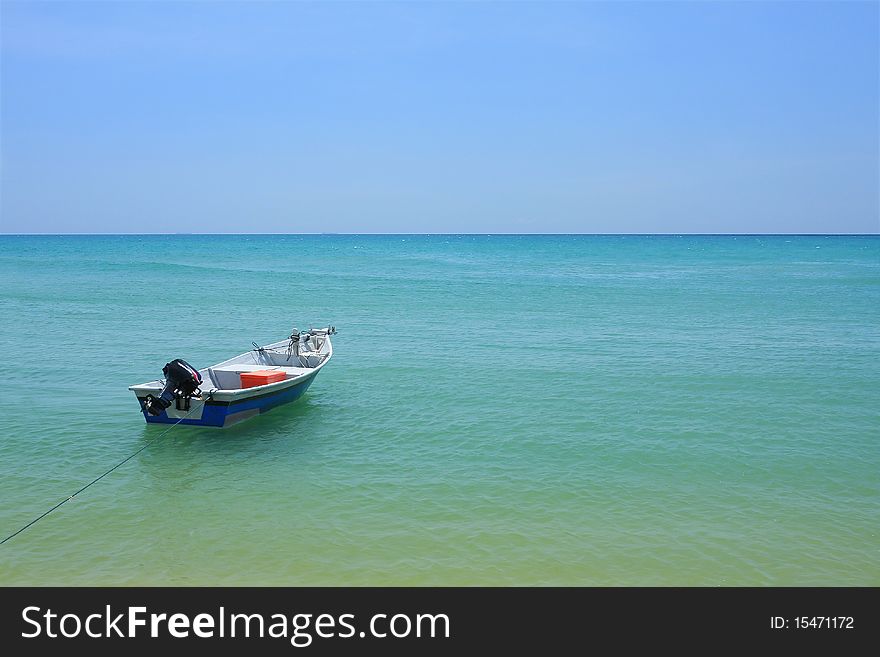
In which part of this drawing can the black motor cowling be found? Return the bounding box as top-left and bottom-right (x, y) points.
(144, 359), (202, 416)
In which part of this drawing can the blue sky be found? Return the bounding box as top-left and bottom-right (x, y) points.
(1, 1), (877, 234)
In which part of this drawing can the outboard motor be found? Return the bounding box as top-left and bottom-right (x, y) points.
(144, 359), (202, 416)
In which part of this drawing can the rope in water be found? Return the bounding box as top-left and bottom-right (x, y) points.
(0, 405), (202, 545)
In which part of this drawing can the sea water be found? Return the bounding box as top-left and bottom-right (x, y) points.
(0, 234), (877, 585)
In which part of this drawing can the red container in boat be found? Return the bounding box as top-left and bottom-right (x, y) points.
(240, 370), (286, 388)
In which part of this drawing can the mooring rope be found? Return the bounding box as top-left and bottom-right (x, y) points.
(0, 404), (202, 545)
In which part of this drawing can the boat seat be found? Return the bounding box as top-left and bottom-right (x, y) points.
(272, 366), (313, 377)
(211, 364), (283, 372)
(207, 364), (312, 390)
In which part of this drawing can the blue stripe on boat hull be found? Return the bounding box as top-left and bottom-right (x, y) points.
(138, 374), (318, 427)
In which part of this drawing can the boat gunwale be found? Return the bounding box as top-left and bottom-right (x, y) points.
(128, 335), (333, 403)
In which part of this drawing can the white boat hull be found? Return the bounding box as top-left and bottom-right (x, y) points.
(128, 330), (334, 428)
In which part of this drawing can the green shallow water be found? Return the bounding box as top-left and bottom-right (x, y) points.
(0, 234), (878, 585)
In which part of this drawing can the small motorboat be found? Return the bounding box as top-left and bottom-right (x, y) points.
(129, 327), (336, 427)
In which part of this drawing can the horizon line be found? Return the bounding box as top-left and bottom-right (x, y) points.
(1, 232), (879, 237)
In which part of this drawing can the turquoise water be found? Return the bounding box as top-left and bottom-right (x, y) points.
(0, 234), (878, 586)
